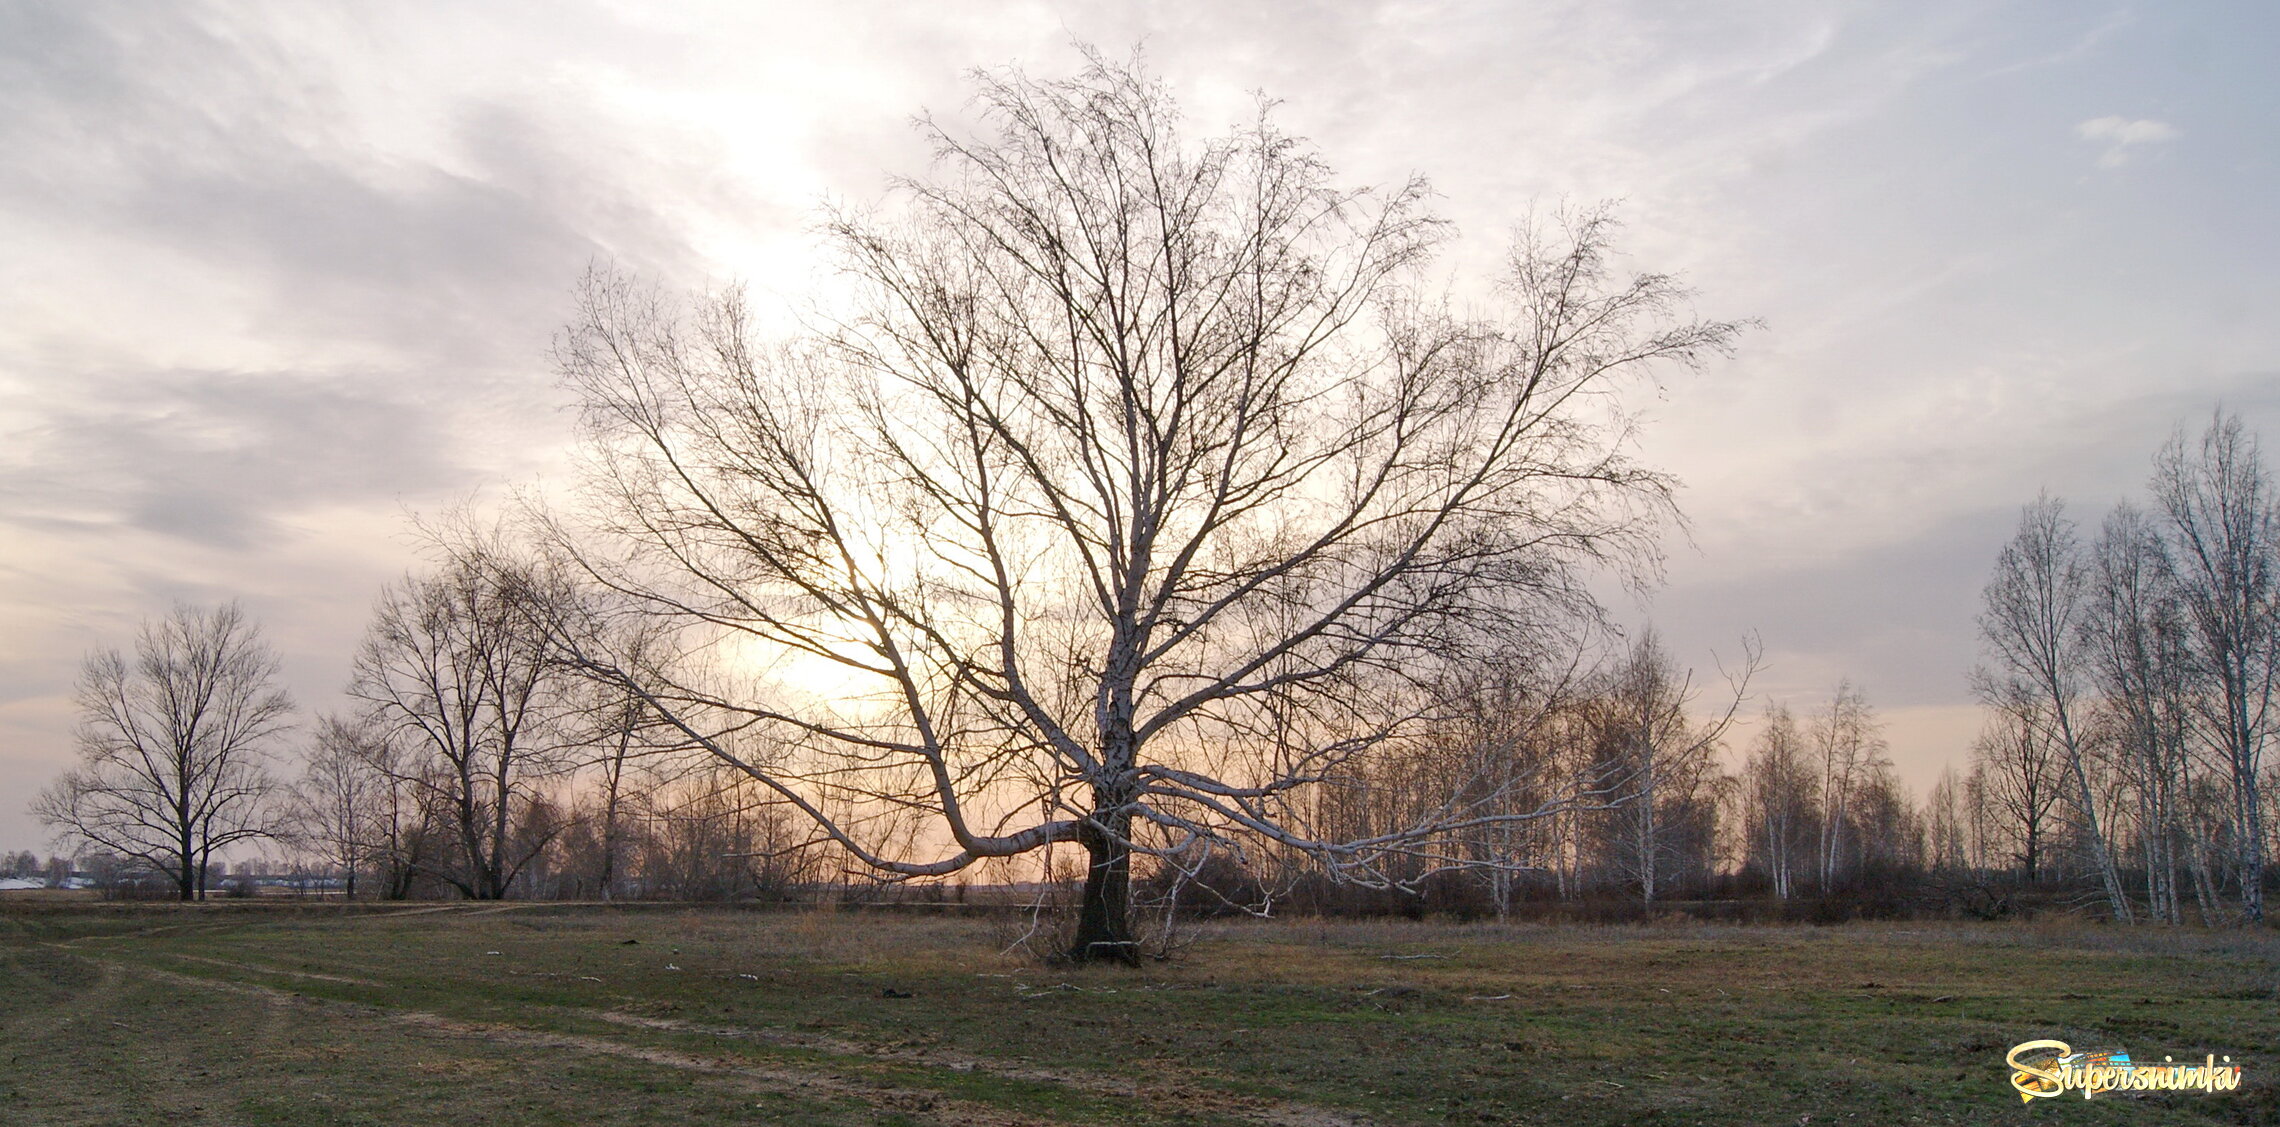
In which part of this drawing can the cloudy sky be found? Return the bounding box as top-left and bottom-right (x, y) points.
(2, 1), (2274, 852)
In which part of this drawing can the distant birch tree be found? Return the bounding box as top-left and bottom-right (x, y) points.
(2150, 412), (2278, 923)
(2083, 501), (2196, 922)
(1924, 766), (1969, 873)
(1976, 495), (2133, 921)
(1971, 687), (2060, 880)
(1414, 645), (1592, 920)
(1811, 680), (1881, 894)
(1589, 632), (1746, 903)
(1742, 703), (1815, 898)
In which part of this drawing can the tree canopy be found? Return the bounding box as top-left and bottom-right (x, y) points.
(542, 53), (1742, 958)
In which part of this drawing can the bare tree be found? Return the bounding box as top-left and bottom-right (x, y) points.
(33, 602), (292, 901)
(1963, 759), (1996, 873)
(2151, 411), (2278, 923)
(544, 53), (1741, 960)
(2084, 501), (2197, 923)
(1584, 632), (1745, 904)
(351, 553), (577, 900)
(1434, 648), (1593, 919)
(1924, 766), (1969, 873)
(1810, 680), (1883, 894)
(286, 714), (387, 899)
(353, 718), (435, 900)
(1741, 703), (1816, 899)
(1845, 754), (1925, 884)
(582, 686), (646, 902)
(621, 762), (825, 901)
(565, 618), (680, 902)
(1976, 495), (2133, 921)
(1972, 682), (2061, 881)
(1299, 628), (1609, 919)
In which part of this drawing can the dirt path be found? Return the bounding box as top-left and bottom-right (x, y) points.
(164, 952), (389, 988)
(578, 1009), (1375, 1127)
(106, 958), (1057, 1127)
(358, 904), (466, 918)
(88, 953), (1379, 1127)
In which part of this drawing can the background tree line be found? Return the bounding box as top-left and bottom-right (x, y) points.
(7, 576), (1916, 916)
(1960, 410), (2280, 926)
(30, 508), (2273, 924)
(34, 411), (2280, 925)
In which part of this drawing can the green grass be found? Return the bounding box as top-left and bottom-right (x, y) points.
(1, 901), (2273, 1125)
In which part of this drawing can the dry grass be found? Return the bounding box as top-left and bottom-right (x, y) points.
(2, 902), (2273, 1125)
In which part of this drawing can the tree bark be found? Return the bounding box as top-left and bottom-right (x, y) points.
(1068, 812), (1138, 965)
(178, 823), (197, 902)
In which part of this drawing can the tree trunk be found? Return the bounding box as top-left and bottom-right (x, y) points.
(178, 814), (199, 901)
(2232, 721), (2266, 923)
(1068, 813), (1138, 965)
(599, 817), (618, 903)
(1635, 747), (1658, 905)
(2189, 841), (2222, 926)
(2053, 712), (2134, 923)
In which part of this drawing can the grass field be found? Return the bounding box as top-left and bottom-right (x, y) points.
(1, 901), (2272, 1126)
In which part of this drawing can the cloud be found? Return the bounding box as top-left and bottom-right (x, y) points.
(2075, 115), (2178, 167)
(0, 367), (468, 550)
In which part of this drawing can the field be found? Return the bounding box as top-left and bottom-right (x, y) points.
(0, 901), (2272, 1126)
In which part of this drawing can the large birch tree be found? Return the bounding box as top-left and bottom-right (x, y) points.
(543, 54), (1741, 960)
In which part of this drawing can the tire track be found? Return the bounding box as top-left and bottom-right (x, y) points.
(581, 1009), (1375, 1127)
(88, 952), (1378, 1127)
(100, 957), (1054, 1126)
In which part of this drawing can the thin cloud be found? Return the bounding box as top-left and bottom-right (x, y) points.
(0, 368), (467, 550)
(2076, 114), (2178, 167)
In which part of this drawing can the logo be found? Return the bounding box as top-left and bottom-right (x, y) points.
(2007, 1040), (2245, 1102)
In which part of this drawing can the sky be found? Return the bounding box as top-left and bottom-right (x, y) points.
(2, 1), (2275, 853)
